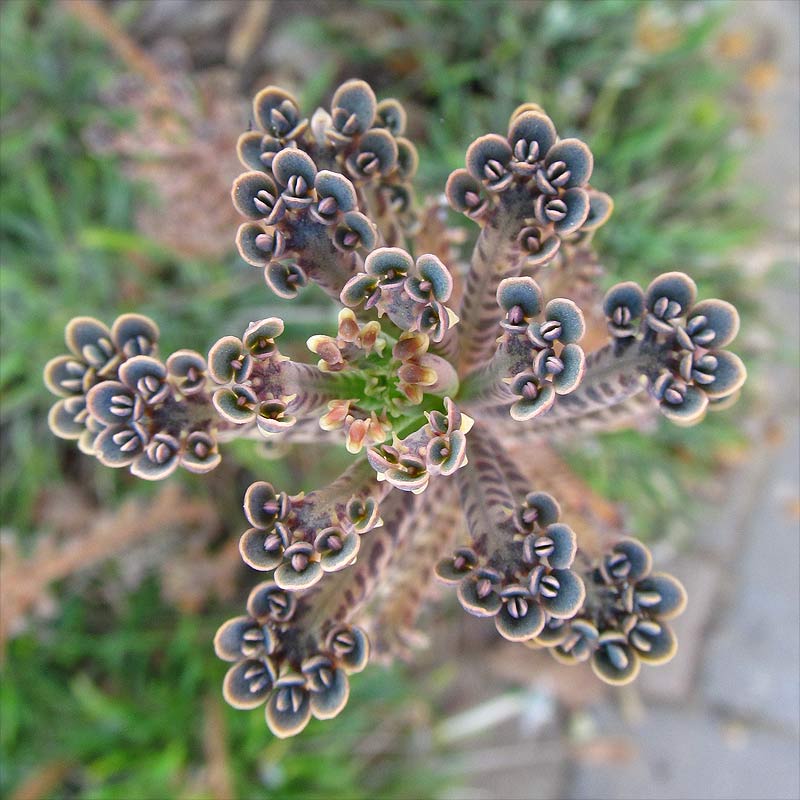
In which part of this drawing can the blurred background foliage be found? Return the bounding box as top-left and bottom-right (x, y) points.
(0, 0), (778, 797)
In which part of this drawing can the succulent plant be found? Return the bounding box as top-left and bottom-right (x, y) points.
(45, 79), (746, 738)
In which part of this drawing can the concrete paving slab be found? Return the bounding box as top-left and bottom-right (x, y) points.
(703, 418), (800, 734)
(568, 705), (800, 800)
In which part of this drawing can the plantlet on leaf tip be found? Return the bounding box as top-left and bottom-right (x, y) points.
(44, 78), (746, 738)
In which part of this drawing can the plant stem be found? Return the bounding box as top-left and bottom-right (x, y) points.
(455, 424), (518, 561)
(455, 206), (525, 373)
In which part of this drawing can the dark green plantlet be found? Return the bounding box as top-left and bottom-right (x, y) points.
(44, 78), (746, 738)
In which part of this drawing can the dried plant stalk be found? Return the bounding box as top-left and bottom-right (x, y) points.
(0, 484), (219, 652)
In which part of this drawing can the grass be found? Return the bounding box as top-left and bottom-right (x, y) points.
(0, 1), (765, 797)
(3, 578), (442, 799)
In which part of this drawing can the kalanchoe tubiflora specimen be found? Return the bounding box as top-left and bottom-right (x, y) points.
(44, 79), (747, 737)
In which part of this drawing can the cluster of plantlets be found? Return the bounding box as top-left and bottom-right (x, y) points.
(44, 79), (746, 738)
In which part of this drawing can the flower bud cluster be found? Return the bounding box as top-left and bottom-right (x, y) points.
(45, 315), (221, 478)
(309, 309), (457, 453)
(233, 81), (420, 301)
(539, 538), (687, 685)
(319, 399), (392, 455)
(495, 277), (587, 420)
(603, 272), (746, 426)
(239, 463), (383, 591)
(207, 317), (304, 437)
(459, 277), (587, 420)
(367, 398), (472, 493)
(340, 247), (459, 343)
(435, 432), (585, 643)
(214, 580), (369, 738)
(446, 104), (612, 267)
(308, 308), (384, 373)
